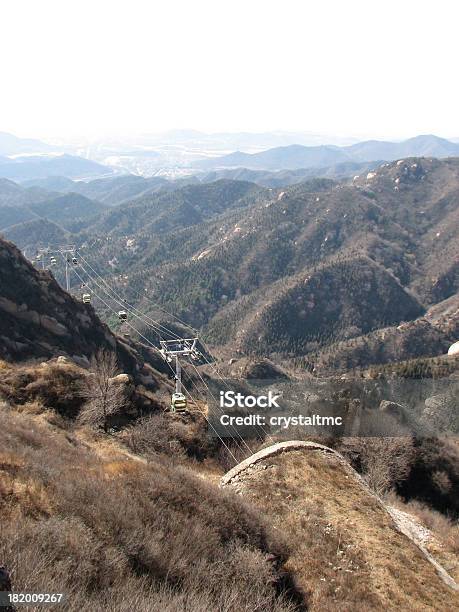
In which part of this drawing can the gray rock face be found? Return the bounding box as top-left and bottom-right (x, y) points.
(423, 394), (458, 432)
(379, 400), (407, 423)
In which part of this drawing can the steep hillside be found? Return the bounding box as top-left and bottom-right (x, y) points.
(0, 237), (166, 393)
(106, 158), (455, 366)
(199, 161), (379, 186)
(3, 218), (72, 251)
(22, 175), (178, 206)
(70, 174), (172, 205)
(27, 192), (106, 222)
(206, 256), (424, 355)
(0, 178), (54, 207)
(221, 442), (459, 610)
(0, 180), (106, 234)
(80, 179), (265, 237)
(0, 403), (301, 611)
(0, 220), (459, 612)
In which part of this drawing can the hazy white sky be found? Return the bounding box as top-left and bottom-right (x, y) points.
(1, 0), (458, 140)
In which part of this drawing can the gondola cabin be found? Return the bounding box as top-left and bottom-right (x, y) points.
(170, 392), (187, 412)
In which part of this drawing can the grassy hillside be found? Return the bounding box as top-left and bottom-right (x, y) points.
(0, 400), (301, 611)
(221, 442), (459, 610)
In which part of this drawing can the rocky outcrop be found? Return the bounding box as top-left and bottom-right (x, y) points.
(0, 238), (167, 402)
(379, 400), (407, 423)
(423, 393), (458, 432)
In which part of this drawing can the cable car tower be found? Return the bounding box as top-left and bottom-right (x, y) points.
(159, 338), (201, 412)
(57, 245), (77, 291)
(35, 247), (51, 270)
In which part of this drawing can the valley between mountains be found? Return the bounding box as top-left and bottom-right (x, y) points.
(2, 156), (457, 374)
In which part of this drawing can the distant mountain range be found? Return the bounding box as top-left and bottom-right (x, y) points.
(0, 154), (113, 181)
(20, 161), (380, 205)
(196, 135), (459, 171)
(2, 131), (459, 180)
(198, 161), (380, 187)
(0, 178), (107, 235)
(0, 131), (52, 156)
(22, 174), (176, 206)
(3, 156), (457, 372)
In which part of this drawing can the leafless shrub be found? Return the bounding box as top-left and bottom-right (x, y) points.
(0, 362), (84, 417)
(340, 437), (415, 496)
(120, 412), (218, 460)
(78, 350), (126, 432)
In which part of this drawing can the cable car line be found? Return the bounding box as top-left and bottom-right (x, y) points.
(76, 256), (176, 341)
(76, 263), (252, 455)
(63, 255), (247, 460)
(73, 250), (265, 447)
(54, 249), (256, 455)
(65, 255), (241, 461)
(74, 249), (236, 380)
(75, 250), (184, 341)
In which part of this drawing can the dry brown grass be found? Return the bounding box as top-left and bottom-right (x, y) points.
(223, 447), (459, 611)
(0, 362), (85, 418)
(386, 492), (459, 582)
(120, 411), (219, 461)
(0, 403), (303, 611)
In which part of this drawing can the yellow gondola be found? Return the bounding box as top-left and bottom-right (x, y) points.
(170, 392), (187, 412)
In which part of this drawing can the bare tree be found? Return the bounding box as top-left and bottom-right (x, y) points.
(78, 350), (126, 432)
(341, 436), (414, 497)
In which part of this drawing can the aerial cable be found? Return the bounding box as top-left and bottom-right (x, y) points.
(76, 247), (259, 428)
(75, 250), (183, 341)
(73, 248), (198, 337)
(188, 362), (256, 455)
(61, 254), (247, 459)
(70, 256), (241, 457)
(76, 253), (257, 451)
(62, 254), (254, 457)
(76, 258), (173, 342)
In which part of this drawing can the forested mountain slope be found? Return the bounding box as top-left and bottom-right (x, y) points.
(2, 157), (458, 371)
